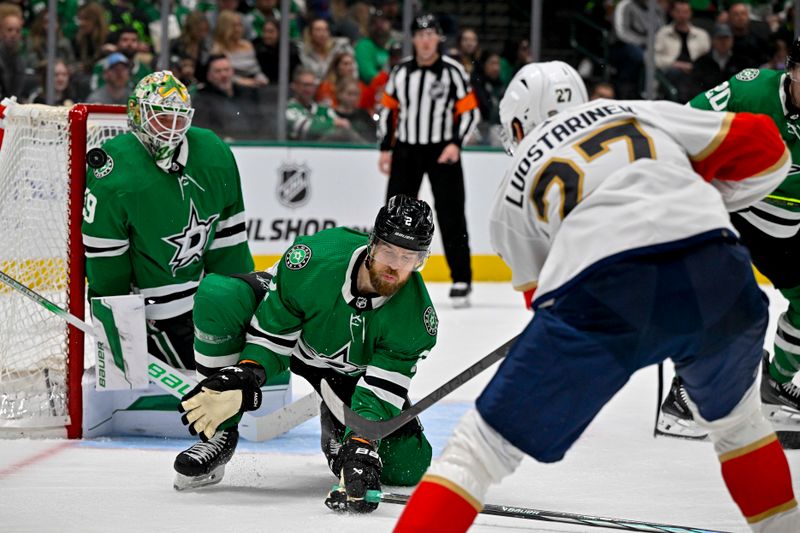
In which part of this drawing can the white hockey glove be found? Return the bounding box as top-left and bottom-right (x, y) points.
(179, 363), (264, 441)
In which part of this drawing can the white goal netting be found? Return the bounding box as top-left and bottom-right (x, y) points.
(0, 103), (128, 433)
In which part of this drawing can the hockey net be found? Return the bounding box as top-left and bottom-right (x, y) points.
(0, 103), (128, 437)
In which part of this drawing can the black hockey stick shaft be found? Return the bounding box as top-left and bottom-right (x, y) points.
(377, 492), (731, 533)
(320, 335), (518, 440)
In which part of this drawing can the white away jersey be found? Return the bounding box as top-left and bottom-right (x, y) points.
(489, 99), (790, 304)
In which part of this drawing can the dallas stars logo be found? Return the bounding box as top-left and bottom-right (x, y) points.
(162, 200), (219, 275)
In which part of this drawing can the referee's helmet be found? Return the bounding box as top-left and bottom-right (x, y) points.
(410, 13), (442, 35)
(498, 61), (587, 155)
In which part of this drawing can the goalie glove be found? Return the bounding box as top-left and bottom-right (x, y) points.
(325, 436), (383, 514)
(179, 363), (265, 441)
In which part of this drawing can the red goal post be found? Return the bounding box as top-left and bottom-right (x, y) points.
(0, 103), (128, 438)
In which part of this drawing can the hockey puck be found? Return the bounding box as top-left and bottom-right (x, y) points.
(87, 148), (108, 168)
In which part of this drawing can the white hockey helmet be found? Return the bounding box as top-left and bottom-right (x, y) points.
(499, 61), (588, 155)
(127, 71), (194, 164)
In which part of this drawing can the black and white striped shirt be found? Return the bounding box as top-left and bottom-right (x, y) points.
(378, 54), (480, 149)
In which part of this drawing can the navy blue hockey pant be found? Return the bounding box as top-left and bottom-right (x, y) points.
(476, 236), (768, 463)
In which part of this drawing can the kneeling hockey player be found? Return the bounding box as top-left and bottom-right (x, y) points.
(174, 195), (438, 513)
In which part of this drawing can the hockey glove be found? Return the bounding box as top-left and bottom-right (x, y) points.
(325, 436), (382, 513)
(179, 363), (265, 441)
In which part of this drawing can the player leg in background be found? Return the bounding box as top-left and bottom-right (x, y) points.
(425, 143), (473, 308)
(173, 274), (256, 490)
(659, 213), (800, 445)
(732, 212), (800, 445)
(395, 237), (798, 533)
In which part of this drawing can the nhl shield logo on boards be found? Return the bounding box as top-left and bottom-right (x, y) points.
(277, 162), (311, 208)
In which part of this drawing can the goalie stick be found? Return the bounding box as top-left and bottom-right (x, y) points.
(0, 269), (318, 441)
(365, 491), (730, 533)
(320, 335), (518, 440)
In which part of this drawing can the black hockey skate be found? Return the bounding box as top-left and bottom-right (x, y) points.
(655, 376), (708, 441)
(760, 353), (800, 449)
(449, 282), (472, 309)
(173, 428), (239, 491)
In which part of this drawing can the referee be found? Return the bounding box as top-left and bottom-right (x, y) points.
(377, 13), (480, 307)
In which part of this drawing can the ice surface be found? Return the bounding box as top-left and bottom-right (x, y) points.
(0, 282), (797, 533)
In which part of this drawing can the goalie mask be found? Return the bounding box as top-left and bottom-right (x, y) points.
(499, 61), (587, 156)
(369, 195), (434, 272)
(127, 71), (194, 164)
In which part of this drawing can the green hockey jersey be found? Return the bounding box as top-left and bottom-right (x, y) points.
(690, 68), (800, 235)
(285, 97), (338, 140)
(82, 127), (254, 321)
(240, 227), (438, 425)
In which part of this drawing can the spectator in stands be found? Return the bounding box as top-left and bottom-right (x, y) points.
(253, 17), (300, 84)
(455, 28), (482, 76)
(297, 17), (353, 81)
(170, 10), (212, 84)
(361, 40), (402, 113)
(193, 54), (266, 140)
(0, 6), (30, 100)
(728, 2), (769, 67)
(654, 0), (710, 102)
(334, 77), (375, 142)
(72, 2), (109, 78)
(330, 0), (369, 42)
(286, 66), (351, 140)
(211, 10), (268, 87)
(691, 23), (746, 93)
(86, 52), (131, 105)
(316, 51), (364, 108)
(92, 27), (153, 91)
(612, 0), (666, 98)
(354, 8), (393, 84)
(250, 0), (302, 40)
(23, 9), (75, 68)
(590, 81), (616, 99)
(500, 37), (533, 82)
(207, 0), (255, 39)
(29, 59), (79, 105)
(761, 36), (788, 70)
(471, 51), (506, 145)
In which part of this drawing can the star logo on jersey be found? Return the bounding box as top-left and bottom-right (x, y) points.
(423, 306), (438, 336)
(311, 341), (361, 375)
(162, 200), (219, 275)
(285, 244), (312, 270)
(735, 69), (759, 82)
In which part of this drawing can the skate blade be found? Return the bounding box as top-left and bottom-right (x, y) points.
(173, 465), (225, 491)
(655, 413), (708, 441)
(762, 403), (800, 432)
(450, 296), (470, 309)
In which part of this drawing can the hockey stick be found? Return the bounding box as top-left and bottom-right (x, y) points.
(0, 269), (318, 440)
(320, 335), (518, 440)
(367, 491), (731, 533)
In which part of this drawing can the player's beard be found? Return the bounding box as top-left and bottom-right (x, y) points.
(368, 262), (410, 297)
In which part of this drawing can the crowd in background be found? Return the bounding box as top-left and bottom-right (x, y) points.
(581, 0), (795, 101)
(0, 0), (793, 146)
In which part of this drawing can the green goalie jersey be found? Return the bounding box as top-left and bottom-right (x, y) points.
(81, 127), (254, 321)
(240, 227), (438, 425)
(690, 68), (800, 205)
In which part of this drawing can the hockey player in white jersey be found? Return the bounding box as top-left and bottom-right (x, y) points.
(395, 62), (799, 532)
